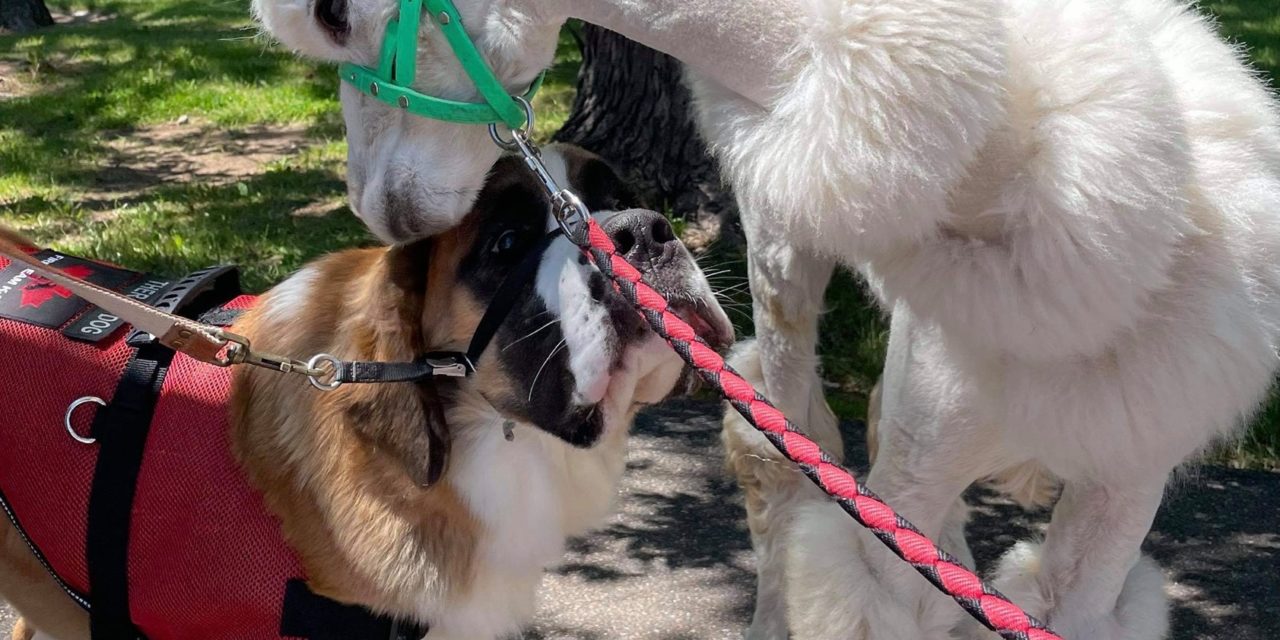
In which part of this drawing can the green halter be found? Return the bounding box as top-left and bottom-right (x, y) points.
(338, 0), (543, 129)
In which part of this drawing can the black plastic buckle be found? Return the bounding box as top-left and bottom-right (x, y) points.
(126, 265), (241, 347)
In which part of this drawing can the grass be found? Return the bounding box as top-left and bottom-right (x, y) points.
(0, 0), (579, 288)
(1, 0), (1277, 467)
(1207, 0), (1280, 471)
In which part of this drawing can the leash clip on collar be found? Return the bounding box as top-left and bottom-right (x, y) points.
(490, 98), (591, 245)
(304, 228), (562, 391)
(306, 352), (472, 392)
(339, 0), (543, 129)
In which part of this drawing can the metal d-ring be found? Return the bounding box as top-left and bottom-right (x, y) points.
(65, 396), (106, 445)
(487, 96), (536, 151)
(307, 353), (344, 391)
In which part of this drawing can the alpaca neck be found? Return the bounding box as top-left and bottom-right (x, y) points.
(547, 0), (804, 105)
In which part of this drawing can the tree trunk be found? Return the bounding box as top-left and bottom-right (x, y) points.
(554, 24), (738, 250)
(0, 0), (55, 32)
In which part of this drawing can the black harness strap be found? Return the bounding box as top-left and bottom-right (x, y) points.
(463, 229), (561, 368)
(197, 306), (245, 328)
(85, 264), (243, 639)
(280, 580), (429, 640)
(85, 342), (174, 640)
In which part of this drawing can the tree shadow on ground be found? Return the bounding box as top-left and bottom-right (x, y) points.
(537, 399), (1280, 639)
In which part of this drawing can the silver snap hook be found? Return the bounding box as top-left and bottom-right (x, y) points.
(65, 396), (106, 445)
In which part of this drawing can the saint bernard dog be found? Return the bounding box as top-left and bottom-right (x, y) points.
(0, 145), (732, 640)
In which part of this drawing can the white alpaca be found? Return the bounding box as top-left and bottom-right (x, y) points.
(254, 0), (1280, 638)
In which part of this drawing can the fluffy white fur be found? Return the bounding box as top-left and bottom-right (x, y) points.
(536, 208), (635, 406)
(425, 333), (679, 639)
(725, 339), (981, 640)
(705, 1), (1280, 638)
(254, 0), (1280, 638)
(721, 341), (843, 639)
(254, 0), (562, 240)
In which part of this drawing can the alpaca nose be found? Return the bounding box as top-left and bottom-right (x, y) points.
(314, 0), (350, 42)
(603, 209), (679, 266)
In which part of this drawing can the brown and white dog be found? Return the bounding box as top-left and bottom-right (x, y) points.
(0, 146), (732, 640)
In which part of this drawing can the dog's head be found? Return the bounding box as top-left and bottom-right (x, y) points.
(302, 146), (732, 487)
(415, 147), (732, 445)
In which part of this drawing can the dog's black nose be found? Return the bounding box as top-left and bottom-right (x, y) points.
(314, 0), (350, 43)
(603, 209), (678, 266)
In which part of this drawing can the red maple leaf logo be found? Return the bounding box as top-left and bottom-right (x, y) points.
(18, 263), (95, 309)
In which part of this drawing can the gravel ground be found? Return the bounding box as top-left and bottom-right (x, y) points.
(4, 399), (1277, 639)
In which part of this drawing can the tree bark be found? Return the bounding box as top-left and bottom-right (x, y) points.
(554, 24), (738, 249)
(0, 0), (55, 32)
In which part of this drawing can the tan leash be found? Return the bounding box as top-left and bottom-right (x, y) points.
(0, 238), (520, 390)
(0, 243), (327, 380)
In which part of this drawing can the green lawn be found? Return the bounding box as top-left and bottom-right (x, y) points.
(0, 0), (577, 289)
(1, 0), (1277, 468)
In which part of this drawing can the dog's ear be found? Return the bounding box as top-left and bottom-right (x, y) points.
(337, 239), (452, 488)
(556, 145), (640, 212)
(339, 380), (450, 488)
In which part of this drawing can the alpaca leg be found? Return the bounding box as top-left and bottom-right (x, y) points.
(732, 205), (840, 640)
(723, 340), (840, 640)
(785, 496), (975, 640)
(742, 206), (839, 446)
(867, 373), (984, 640)
(821, 307), (1001, 637)
(988, 476), (1170, 640)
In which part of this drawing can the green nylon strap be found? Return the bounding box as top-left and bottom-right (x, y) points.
(394, 0), (420, 85)
(338, 0), (540, 129)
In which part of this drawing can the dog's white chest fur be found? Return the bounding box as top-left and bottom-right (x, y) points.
(421, 405), (628, 639)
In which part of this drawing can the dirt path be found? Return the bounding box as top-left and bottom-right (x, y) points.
(82, 121), (316, 210)
(530, 400), (1280, 639)
(3, 399), (1277, 638)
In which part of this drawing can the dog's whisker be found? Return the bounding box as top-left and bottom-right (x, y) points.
(715, 283), (752, 294)
(700, 269), (734, 278)
(714, 297), (753, 308)
(705, 273), (748, 282)
(723, 306), (754, 323)
(528, 338), (568, 401)
(522, 308), (553, 323)
(503, 319), (561, 352)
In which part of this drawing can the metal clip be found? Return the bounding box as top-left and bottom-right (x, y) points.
(488, 97), (590, 246)
(217, 330), (327, 379)
(424, 356), (470, 378)
(307, 354), (343, 391)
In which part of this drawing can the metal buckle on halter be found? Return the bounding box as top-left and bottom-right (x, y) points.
(421, 353), (473, 378)
(489, 97), (591, 245)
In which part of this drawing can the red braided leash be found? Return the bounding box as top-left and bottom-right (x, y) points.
(578, 219), (1061, 640)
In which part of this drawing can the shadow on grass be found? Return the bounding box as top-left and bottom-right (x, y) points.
(0, 1), (338, 194)
(6, 165), (372, 290)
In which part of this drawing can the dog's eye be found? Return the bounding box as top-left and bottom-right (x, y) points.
(492, 230), (520, 255)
